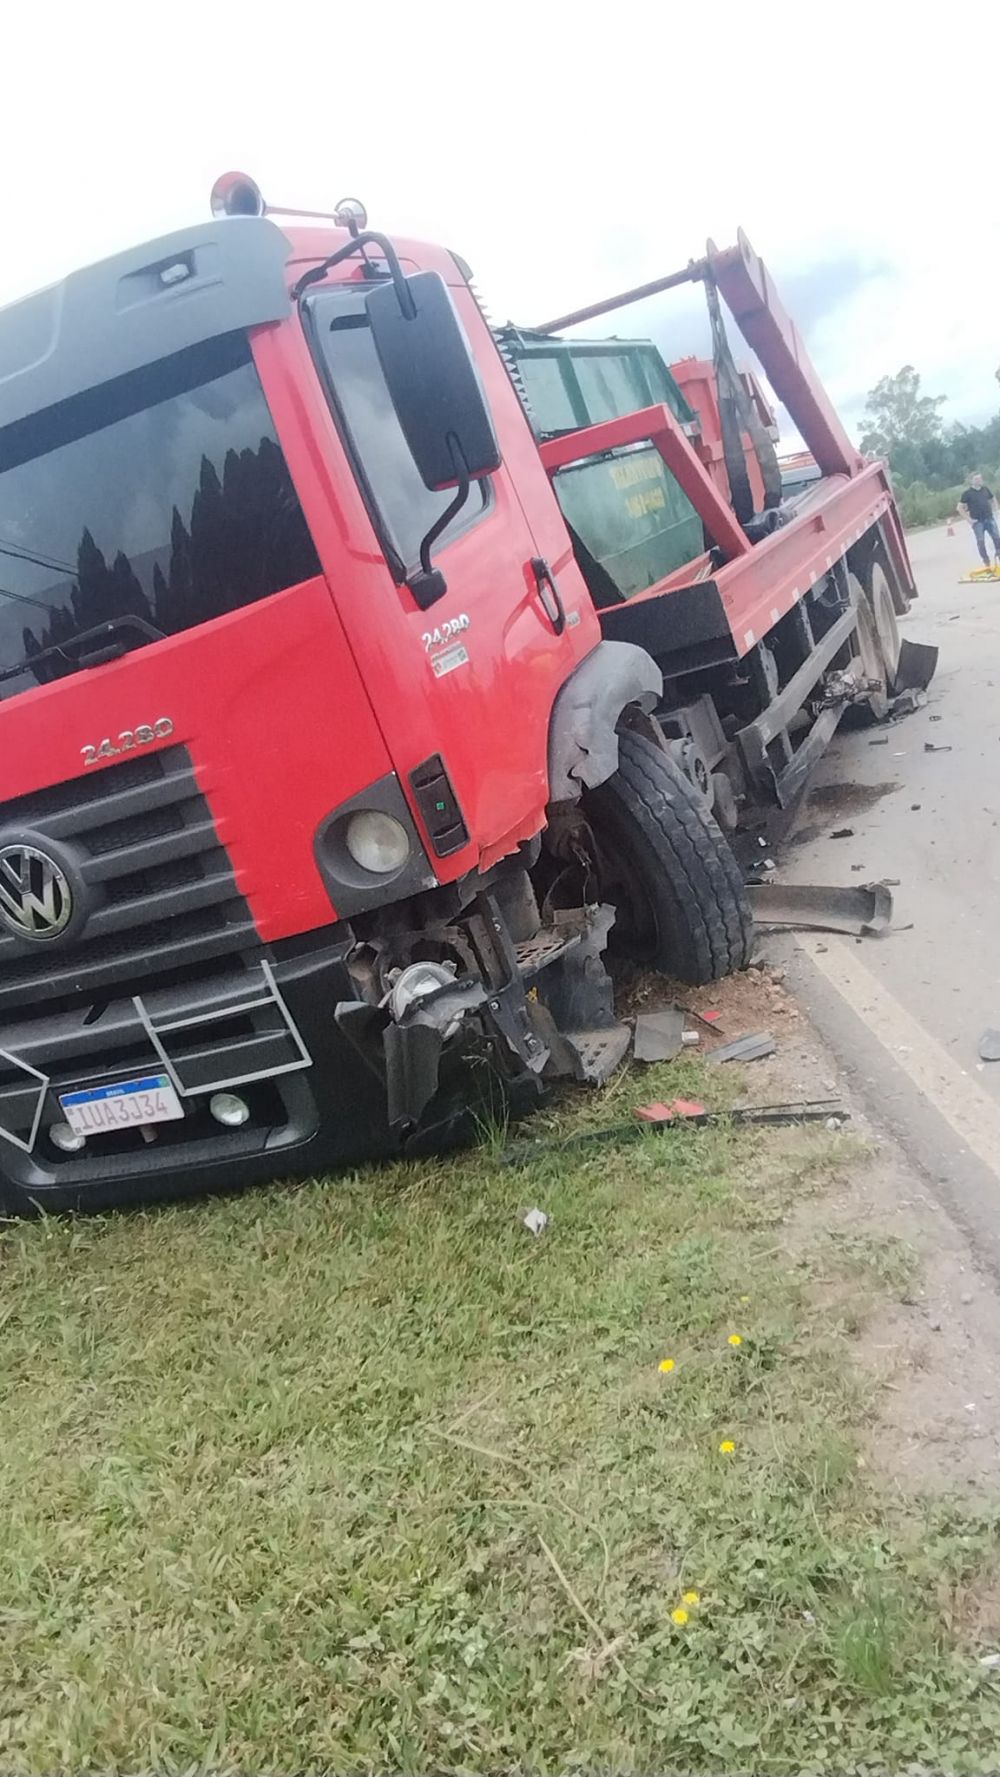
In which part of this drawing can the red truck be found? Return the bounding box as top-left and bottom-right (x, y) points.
(0, 176), (918, 1212)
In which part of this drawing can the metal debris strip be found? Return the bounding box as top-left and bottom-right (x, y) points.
(706, 1030), (776, 1065)
(500, 1098), (849, 1168)
(747, 879), (893, 936)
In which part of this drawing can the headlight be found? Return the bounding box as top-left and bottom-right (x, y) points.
(344, 810), (411, 874)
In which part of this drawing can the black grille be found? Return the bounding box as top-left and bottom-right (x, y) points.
(0, 747), (256, 1013)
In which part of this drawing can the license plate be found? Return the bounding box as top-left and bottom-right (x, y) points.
(59, 1073), (184, 1135)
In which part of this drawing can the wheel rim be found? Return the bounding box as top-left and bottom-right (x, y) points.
(848, 572), (890, 718)
(870, 564), (901, 685)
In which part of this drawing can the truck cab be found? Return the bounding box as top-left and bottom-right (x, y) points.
(0, 199), (743, 1213)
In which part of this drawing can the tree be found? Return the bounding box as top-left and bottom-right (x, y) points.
(860, 365), (946, 457)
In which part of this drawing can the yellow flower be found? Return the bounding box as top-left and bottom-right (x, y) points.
(658, 1358), (676, 1374)
(727, 1333), (743, 1347)
(682, 1590), (701, 1606)
(719, 1439), (736, 1454)
(671, 1607), (689, 1626)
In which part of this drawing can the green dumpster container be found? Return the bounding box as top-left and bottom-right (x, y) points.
(497, 329), (705, 599)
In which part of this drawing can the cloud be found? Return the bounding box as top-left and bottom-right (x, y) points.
(1, 0), (996, 451)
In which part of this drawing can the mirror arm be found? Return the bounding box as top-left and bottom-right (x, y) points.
(292, 232), (416, 315)
(407, 441), (472, 611)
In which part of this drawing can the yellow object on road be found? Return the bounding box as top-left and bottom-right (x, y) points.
(959, 564), (1000, 582)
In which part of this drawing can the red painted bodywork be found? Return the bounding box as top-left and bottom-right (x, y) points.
(671, 356), (775, 512)
(535, 230), (917, 656)
(0, 221), (916, 951)
(0, 227), (599, 935)
(540, 405), (750, 563)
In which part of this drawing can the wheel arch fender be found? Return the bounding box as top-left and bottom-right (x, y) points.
(547, 640), (663, 802)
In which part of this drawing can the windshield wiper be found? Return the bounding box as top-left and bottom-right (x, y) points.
(0, 613), (165, 683)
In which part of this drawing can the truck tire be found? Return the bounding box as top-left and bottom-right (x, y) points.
(583, 729), (753, 983)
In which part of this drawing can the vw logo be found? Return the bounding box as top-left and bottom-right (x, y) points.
(0, 844), (74, 941)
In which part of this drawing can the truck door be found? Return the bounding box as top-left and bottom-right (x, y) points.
(292, 280), (598, 872)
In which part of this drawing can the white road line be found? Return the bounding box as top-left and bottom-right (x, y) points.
(799, 934), (1000, 1189)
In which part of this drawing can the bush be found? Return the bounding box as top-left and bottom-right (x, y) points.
(894, 463), (1000, 530)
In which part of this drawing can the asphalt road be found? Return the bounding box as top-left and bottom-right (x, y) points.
(776, 522), (1000, 1273)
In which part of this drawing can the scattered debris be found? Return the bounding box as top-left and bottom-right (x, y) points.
(633, 1006), (685, 1063)
(680, 1030), (701, 1047)
(868, 736), (890, 746)
(930, 714), (943, 723)
(979, 1654), (1000, 1670)
(830, 827), (855, 839)
(682, 1006), (721, 1029)
(748, 880), (892, 937)
(910, 804), (921, 812)
(978, 1030), (1000, 1063)
(522, 1208), (549, 1236)
(501, 1099), (848, 1167)
(634, 1098), (706, 1123)
(924, 741), (952, 753)
(707, 1031), (777, 1065)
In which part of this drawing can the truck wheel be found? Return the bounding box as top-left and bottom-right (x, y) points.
(582, 729), (753, 983)
(848, 572), (891, 721)
(866, 561), (901, 688)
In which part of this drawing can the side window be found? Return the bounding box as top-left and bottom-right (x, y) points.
(306, 290), (490, 577)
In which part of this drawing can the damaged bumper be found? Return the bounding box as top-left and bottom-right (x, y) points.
(0, 897), (628, 1216)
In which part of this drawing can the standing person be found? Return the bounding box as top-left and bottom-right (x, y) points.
(959, 473), (1000, 567)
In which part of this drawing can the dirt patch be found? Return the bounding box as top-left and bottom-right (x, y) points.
(941, 1560), (1000, 1646)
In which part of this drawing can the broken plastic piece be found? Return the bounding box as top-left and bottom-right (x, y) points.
(633, 1097), (708, 1123)
(893, 637), (938, 693)
(522, 1207), (548, 1236)
(978, 1030), (1000, 1063)
(681, 1029), (701, 1047)
(633, 1006), (685, 1063)
(708, 1031), (776, 1064)
(830, 827), (854, 839)
(923, 741), (952, 753)
(748, 880), (892, 936)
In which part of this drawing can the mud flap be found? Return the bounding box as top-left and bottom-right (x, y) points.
(892, 637), (938, 696)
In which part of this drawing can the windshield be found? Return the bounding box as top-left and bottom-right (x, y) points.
(0, 332), (320, 703)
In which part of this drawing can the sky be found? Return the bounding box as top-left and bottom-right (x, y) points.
(2, 1), (996, 449)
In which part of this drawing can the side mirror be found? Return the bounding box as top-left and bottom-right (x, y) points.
(366, 272), (501, 490)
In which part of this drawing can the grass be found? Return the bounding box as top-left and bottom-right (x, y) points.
(0, 1058), (998, 1772)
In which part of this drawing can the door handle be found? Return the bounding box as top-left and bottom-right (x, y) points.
(530, 557), (566, 635)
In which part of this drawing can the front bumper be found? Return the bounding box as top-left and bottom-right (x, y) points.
(0, 935), (474, 1216)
